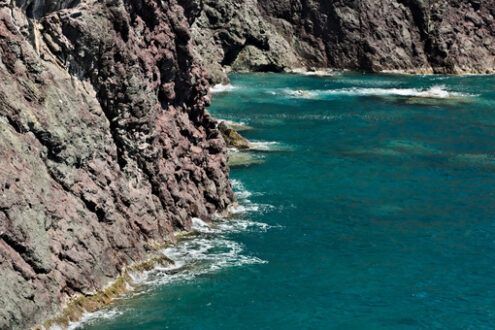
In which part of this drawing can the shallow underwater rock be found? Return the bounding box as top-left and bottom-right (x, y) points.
(228, 151), (264, 168)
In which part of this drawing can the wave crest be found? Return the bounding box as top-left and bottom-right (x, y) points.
(211, 84), (236, 93)
(284, 85), (474, 99)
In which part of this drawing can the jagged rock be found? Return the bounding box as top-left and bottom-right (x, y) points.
(1, 0), (495, 328)
(0, 0), (234, 328)
(190, 0), (299, 84)
(192, 0), (495, 84)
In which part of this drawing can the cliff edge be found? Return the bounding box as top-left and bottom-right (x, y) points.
(0, 0), (233, 328)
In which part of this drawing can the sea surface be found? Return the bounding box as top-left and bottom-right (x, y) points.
(79, 73), (495, 329)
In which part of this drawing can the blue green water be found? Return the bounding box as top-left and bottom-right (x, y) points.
(82, 73), (495, 329)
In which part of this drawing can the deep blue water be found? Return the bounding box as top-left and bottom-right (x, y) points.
(82, 73), (495, 329)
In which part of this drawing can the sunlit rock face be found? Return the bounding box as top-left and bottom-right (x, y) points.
(192, 0), (495, 83)
(0, 0), (234, 327)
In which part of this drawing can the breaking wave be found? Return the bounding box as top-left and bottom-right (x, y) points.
(297, 70), (342, 77)
(123, 179), (274, 287)
(283, 85), (475, 99)
(128, 234), (267, 288)
(66, 179), (275, 329)
(249, 141), (291, 152)
(211, 84), (236, 93)
(65, 309), (124, 330)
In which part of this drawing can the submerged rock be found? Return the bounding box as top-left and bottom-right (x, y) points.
(228, 151), (264, 168)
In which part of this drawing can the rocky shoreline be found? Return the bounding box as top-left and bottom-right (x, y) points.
(0, 0), (494, 328)
(0, 0), (234, 328)
(191, 0), (495, 84)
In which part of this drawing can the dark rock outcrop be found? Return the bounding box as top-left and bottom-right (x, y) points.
(0, 0), (233, 328)
(190, 0), (297, 84)
(218, 121), (251, 149)
(191, 0), (495, 83)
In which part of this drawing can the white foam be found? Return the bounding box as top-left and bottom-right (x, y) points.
(66, 309), (123, 330)
(285, 89), (318, 98)
(128, 237), (267, 288)
(230, 204), (260, 214)
(230, 179), (245, 191)
(215, 218), (279, 233)
(216, 118), (248, 126)
(192, 217), (219, 234)
(210, 84), (236, 93)
(230, 179), (274, 215)
(294, 70), (342, 77)
(66, 179), (275, 328)
(285, 85), (474, 99)
(234, 188), (252, 199)
(249, 141), (282, 151)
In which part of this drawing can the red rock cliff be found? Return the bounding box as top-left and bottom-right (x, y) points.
(0, 0), (234, 328)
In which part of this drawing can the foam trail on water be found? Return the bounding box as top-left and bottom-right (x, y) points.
(284, 85), (475, 99)
(65, 309), (123, 330)
(142, 237), (267, 286)
(230, 179), (271, 214)
(216, 118), (248, 126)
(66, 178), (274, 329)
(297, 70), (342, 77)
(211, 84), (236, 93)
(249, 141), (286, 151)
(192, 217), (219, 233)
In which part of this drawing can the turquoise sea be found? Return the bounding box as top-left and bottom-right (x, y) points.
(81, 73), (495, 329)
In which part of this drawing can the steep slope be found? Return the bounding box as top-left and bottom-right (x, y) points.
(0, 0), (233, 328)
(191, 0), (495, 83)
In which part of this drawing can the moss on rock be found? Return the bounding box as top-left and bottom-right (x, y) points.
(218, 121), (251, 149)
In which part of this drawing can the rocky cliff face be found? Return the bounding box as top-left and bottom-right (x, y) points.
(1, 0), (494, 327)
(191, 0), (495, 84)
(0, 0), (233, 328)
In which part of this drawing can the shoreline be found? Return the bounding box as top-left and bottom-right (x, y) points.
(220, 67), (495, 78)
(37, 207), (239, 329)
(38, 252), (171, 329)
(38, 116), (265, 329)
(211, 67), (495, 87)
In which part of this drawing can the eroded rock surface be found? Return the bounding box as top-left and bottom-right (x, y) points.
(191, 0), (495, 83)
(0, 0), (233, 328)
